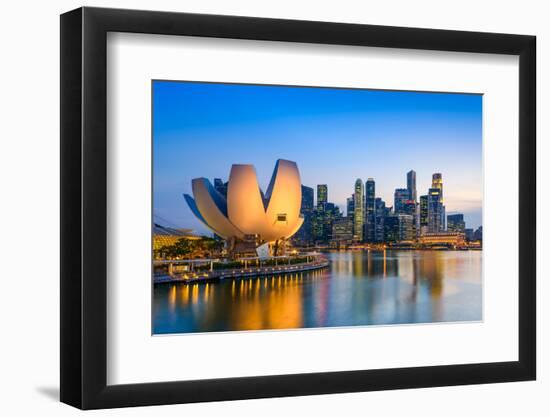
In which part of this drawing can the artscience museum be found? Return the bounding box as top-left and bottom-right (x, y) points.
(184, 159), (304, 254)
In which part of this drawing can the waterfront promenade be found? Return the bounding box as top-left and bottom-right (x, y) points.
(154, 253), (329, 284)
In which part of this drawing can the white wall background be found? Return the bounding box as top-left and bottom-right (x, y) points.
(0, 1), (545, 415)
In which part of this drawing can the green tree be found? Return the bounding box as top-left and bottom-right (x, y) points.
(160, 238), (195, 259)
(158, 237), (224, 259)
(199, 237), (223, 256)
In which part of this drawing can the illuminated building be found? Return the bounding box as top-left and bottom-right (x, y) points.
(384, 214), (415, 243)
(293, 185), (314, 244)
(317, 184), (328, 208)
(353, 179), (364, 242)
(387, 213), (420, 243)
(419, 195), (429, 236)
(407, 170), (417, 202)
(312, 196), (341, 243)
(447, 213), (466, 233)
(384, 215), (399, 242)
(312, 207), (325, 242)
(397, 214), (415, 241)
(184, 159), (303, 246)
(374, 197), (386, 242)
(347, 194), (355, 219)
(365, 178), (376, 242)
(427, 188), (443, 233)
(153, 223), (201, 252)
(403, 200), (416, 216)
(394, 188), (409, 214)
(418, 232), (465, 246)
(322, 202), (341, 242)
(432, 173), (443, 200)
(402, 199), (418, 237)
(301, 185), (314, 212)
(432, 173), (445, 229)
(465, 228), (474, 241)
(332, 217), (354, 244)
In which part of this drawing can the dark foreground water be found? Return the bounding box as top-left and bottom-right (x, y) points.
(153, 250), (482, 334)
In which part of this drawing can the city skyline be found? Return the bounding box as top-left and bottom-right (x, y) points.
(153, 81), (482, 235)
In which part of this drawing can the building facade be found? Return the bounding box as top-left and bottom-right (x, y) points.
(213, 178), (228, 197)
(431, 173), (445, 230)
(474, 226), (483, 241)
(394, 188), (409, 214)
(353, 179), (364, 242)
(397, 214), (415, 241)
(347, 194), (355, 219)
(447, 213), (466, 233)
(427, 188), (443, 233)
(407, 170), (417, 202)
(418, 232), (465, 247)
(293, 185), (314, 244)
(317, 184), (328, 208)
(365, 178), (376, 242)
(384, 215), (399, 243)
(184, 159), (303, 245)
(374, 197), (386, 242)
(332, 217), (354, 245)
(419, 194), (428, 235)
(432, 173), (443, 199)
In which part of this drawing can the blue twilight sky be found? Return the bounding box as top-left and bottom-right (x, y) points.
(153, 80), (483, 235)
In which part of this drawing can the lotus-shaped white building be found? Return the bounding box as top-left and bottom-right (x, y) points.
(184, 159), (304, 244)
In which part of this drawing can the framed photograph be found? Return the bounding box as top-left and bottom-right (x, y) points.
(60, 6), (536, 409)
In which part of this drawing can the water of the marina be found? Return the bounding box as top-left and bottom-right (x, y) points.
(153, 250), (482, 334)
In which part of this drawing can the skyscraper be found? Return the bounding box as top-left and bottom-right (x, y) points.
(384, 215), (399, 243)
(322, 202), (341, 241)
(301, 185), (314, 211)
(347, 194), (355, 219)
(294, 185), (314, 244)
(407, 170), (417, 202)
(332, 217), (354, 245)
(311, 189), (342, 243)
(317, 184), (328, 208)
(365, 178), (376, 242)
(312, 207), (324, 242)
(427, 188), (443, 232)
(419, 195), (429, 235)
(213, 178), (227, 197)
(431, 173), (445, 231)
(474, 226), (483, 241)
(403, 200), (416, 216)
(394, 188), (409, 214)
(397, 214), (415, 241)
(353, 179), (364, 242)
(447, 213), (466, 233)
(374, 197), (386, 242)
(403, 199), (417, 236)
(432, 173), (443, 201)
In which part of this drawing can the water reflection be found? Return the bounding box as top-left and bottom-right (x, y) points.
(153, 250), (482, 334)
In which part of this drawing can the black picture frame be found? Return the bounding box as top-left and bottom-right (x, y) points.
(60, 6), (536, 410)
